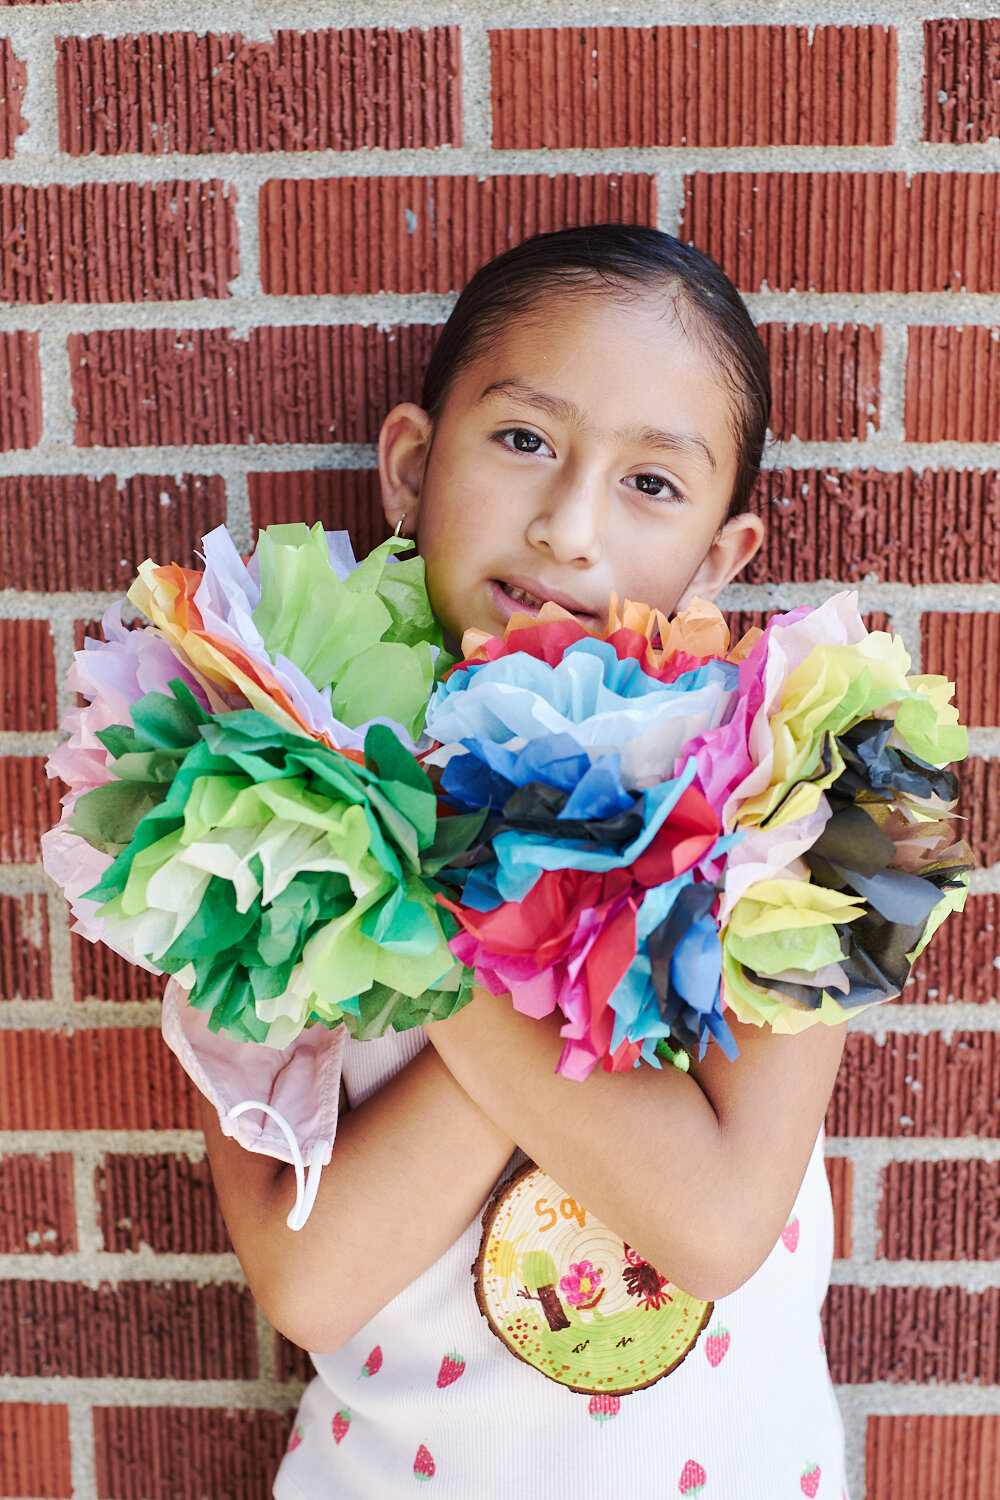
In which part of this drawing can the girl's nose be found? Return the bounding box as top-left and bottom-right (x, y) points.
(524, 472), (603, 566)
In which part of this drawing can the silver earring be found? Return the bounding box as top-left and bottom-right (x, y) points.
(394, 514), (406, 537)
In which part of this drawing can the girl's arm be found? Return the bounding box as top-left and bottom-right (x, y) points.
(201, 1042), (514, 1352)
(426, 988), (845, 1301)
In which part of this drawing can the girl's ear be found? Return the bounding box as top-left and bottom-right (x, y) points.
(677, 512), (766, 607)
(378, 403), (434, 537)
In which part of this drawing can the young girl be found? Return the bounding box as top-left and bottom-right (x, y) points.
(182, 225), (849, 1497)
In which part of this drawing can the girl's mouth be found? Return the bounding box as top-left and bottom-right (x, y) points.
(499, 581), (544, 610)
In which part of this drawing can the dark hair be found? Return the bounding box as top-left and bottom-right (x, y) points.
(421, 224), (770, 518)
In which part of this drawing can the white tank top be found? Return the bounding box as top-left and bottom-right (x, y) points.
(274, 1029), (847, 1500)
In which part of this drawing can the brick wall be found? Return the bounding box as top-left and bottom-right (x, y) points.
(0, 3), (997, 1497)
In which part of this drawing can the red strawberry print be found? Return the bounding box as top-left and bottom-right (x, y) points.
(359, 1345), (382, 1378)
(413, 1444), (436, 1482)
(587, 1393), (621, 1423)
(331, 1410), (351, 1445)
(800, 1463), (820, 1498)
(436, 1350), (466, 1388)
(704, 1323), (730, 1367)
(287, 1423), (304, 1454)
(679, 1459), (706, 1495)
(781, 1215), (800, 1253)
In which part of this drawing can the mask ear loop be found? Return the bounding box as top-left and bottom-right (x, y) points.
(394, 514), (406, 537)
(225, 1100), (329, 1232)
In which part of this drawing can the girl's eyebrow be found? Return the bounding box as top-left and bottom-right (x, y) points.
(476, 378), (717, 472)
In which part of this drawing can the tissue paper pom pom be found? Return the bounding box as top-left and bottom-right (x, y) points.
(73, 685), (471, 1048)
(427, 593), (971, 1076)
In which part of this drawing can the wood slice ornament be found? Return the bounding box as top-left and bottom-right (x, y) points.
(473, 1162), (712, 1395)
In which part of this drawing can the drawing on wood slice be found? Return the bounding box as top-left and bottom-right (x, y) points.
(473, 1161), (713, 1394)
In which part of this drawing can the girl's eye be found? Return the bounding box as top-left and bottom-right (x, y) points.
(626, 473), (685, 502)
(497, 428), (551, 456)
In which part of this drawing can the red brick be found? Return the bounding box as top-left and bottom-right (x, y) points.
(0, 1029), (199, 1130)
(922, 612), (1000, 726)
(0, 331), (41, 450)
(490, 26), (895, 148)
(925, 20), (1000, 144)
(57, 29), (461, 156)
(725, 607), (889, 641)
(825, 1156), (853, 1259)
(760, 323), (880, 441)
(866, 1414), (1000, 1500)
(0, 1280), (256, 1378)
(906, 327), (1000, 443)
(249, 470), (385, 555)
(0, 475), (226, 591)
(70, 324), (437, 448)
(275, 1332), (312, 1383)
(743, 468), (1000, 587)
(97, 1154), (231, 1254)
(878, 1159), (1000, 1261)
(956, 757), (1000, 868)
(0, 182), (237, 303)
(0, 758), (61, 863)
(824, 1284), (1000, 1383)
(0, 39), (27, 159)
(0, 1404), (72, 1499)
(0, 621), (56, 730)
(684, 171), (1000, 293)
(905, 894), (1000, 1005)
(260, 173), (656, 296)
(0, 1154), (75, 1254)
(826, 1032), (1000, 1139)
(71, 933), (164, 1004)
(0, 894), (51, 1000)
(94, 1407), (293, 1500)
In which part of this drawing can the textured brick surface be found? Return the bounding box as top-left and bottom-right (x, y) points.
(57, 29), (462, 156)
(825, 1156), (853, 1259)
(906, 327), (1000, 443)
(0, 894), (51, 1001)
(925, 19), (1000, 144)
(0, 1404), (72, 1499)
(0, 758), (62, 863)
(0, 39), (27, 159)
(0, 1280), (257, 1379)
(0, 475), (226, 591)
(260, 172), (655, 296)
(0, 183), (238, 303)
(824, 1285), (1000, 1383)
(922, 612), (1000, 726)
(97, 1154), (231, 1254)
(71, 932), (165, 1004)
(0, 1155), (76, 1255)
(275, 1333), (313, 1384)
(744, 469), (1000, 587)
(93, 1406), (294, 1500)
(0, 620), (56, 730)
(760, 324), (880, 441)
(867, 1414), (1000, 1500)
(878, 1160), (1000, 1261)
(0, 1030), (199, 1131)
(684, 172), (1000, 293)
(0, 330), (42, 450)
(905, 894), (1000, 1005)
(70, 324), (437, 448)
(249, 469), (385, 554)
(956, 757), (1000, 869)
(490, 26), (895, 148)
(826, 1032), (1000, 1139)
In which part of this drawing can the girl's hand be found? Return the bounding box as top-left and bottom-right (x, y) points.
(425, 988), (846, 1301)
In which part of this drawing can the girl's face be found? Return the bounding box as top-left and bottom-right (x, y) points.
(379, 291), (764, 643)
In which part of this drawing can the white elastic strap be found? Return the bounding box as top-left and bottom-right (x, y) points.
(225, 1099), (330, 1232)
